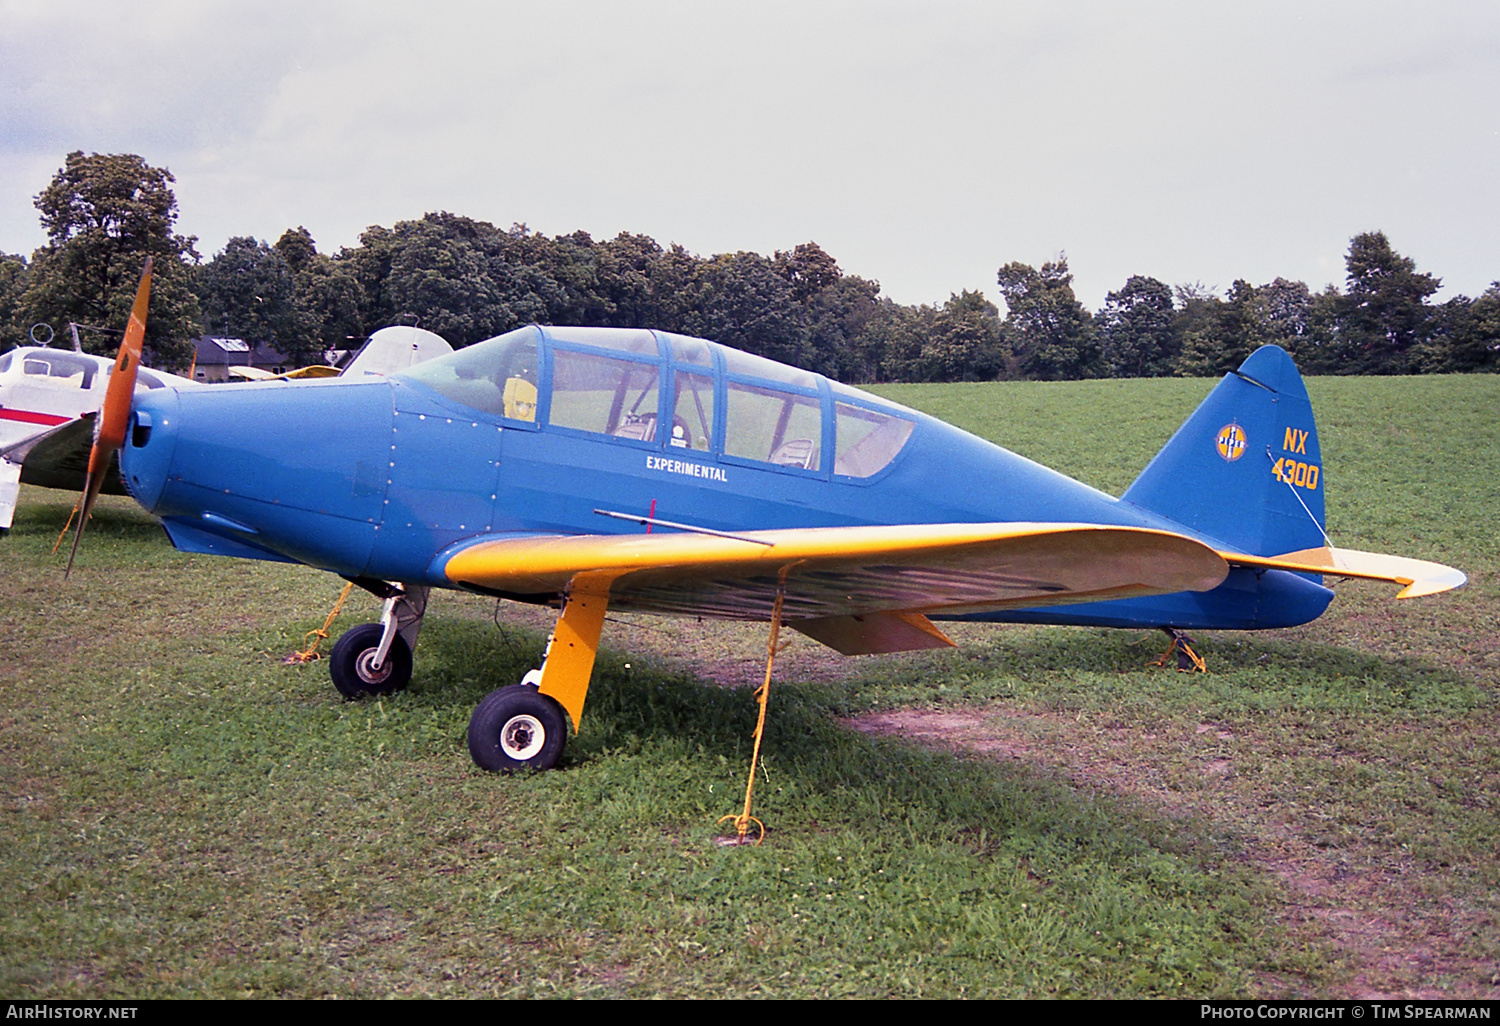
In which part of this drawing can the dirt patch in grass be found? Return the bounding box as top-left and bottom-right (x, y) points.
(845, 706), (1499, 1000)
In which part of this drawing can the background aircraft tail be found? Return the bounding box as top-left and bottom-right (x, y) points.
(1121, 345), (1327, 558)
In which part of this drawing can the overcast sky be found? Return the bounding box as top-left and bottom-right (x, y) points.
(3, 0), (1497, 311)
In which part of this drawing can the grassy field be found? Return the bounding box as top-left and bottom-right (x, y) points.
(1, 373), (1496, 998)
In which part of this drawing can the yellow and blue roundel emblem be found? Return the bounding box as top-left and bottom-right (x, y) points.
(1215, 423), (1246, 462)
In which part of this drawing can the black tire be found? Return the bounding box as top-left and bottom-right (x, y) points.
(329, 623), (413, 699)
(468, 684), (568, 772)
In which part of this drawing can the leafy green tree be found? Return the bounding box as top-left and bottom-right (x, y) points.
(1255, 277), (1312, 349)
(859, 300), (937, 382)
(197, 236), (313, 362)
(0, 253), (28, 351)
(20, 152), (201, 368)
(1173, 278), (1316, 377)
(348, 213), (558, 345)
(767, 242), (886, 380)
(275, 227), (366, 354)
(594, 232), (668, 328)
(996, 257), (1098, 380)
(773, 242), (842, 303)
(1170, 283), (1225, 377)
(636, 243), (702, 334)
(1413, 286), (1500, 373)
(918, 290), (1005, 382)
(1336, 231), (1440, 374)
(681, 251), (808, 367)
(340, 223), (398, 329)
(1296, 286), (1347, 375)
(1097, 275), (1176, 377)
(1464, 284), (1500, 372)
(273, 226), (319, 273)
(383, 215), (517, 342)
(804, 273), (883, 381)
(507, 228), (614, 326)
(1221, 281), (1273, 367)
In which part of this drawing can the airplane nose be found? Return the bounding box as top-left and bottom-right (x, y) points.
(119, 388), (179, 513)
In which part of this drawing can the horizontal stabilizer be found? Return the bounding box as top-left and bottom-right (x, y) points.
(1223, 546), (1466, 599)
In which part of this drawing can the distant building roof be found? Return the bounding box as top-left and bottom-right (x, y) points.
(192, 337), (294, 366)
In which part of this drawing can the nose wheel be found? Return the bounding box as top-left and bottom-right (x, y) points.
(329, 623), (413, 697)
(324, 582), (429, 699)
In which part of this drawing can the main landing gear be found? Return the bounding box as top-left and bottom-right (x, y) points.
(463, 564), (791, 846)
(318, 571), (788, 842)
(466, 572), (614, 773)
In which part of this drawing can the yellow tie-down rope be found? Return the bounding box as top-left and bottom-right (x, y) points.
(285, 581), (356, 663)
(719, 566), (798, 846)
(1149, 627), (1207, 673)
(50, 499), (85, 556)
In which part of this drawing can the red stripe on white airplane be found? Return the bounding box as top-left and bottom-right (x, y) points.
(0, 408), (71, 426)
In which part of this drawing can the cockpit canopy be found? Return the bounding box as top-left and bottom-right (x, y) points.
(394, 326), (916, 480)
(0, 348), (176, 391)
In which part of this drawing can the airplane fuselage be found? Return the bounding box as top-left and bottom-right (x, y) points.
(120, 325), (1334, 632)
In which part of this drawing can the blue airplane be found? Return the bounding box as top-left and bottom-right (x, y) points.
(74, 266), (1463, 834)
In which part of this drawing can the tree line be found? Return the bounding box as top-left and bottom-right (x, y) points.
(3, 152), (1496, 380)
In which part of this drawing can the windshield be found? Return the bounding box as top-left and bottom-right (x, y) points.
(394, 327), (540, 421)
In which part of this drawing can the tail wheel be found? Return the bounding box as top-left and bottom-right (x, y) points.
(329, 623), (413, 698)
(468, 684), (568, 772)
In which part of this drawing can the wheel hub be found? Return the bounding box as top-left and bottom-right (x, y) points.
(355, 649), (393, 685)
(501, 714), (546, 760)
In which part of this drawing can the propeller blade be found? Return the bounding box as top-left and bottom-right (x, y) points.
(64, 257), (153, 577)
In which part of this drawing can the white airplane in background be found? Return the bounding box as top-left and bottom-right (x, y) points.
(0, 326), (452, 532)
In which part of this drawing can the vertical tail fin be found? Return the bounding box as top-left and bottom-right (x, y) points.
(1121, 345), (1327, 557)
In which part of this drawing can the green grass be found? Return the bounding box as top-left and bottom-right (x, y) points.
(2, 373), (1498, 997)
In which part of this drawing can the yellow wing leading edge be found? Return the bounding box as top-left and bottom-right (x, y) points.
(444, 521), (1231, 622)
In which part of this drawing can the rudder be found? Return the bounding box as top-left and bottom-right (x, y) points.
(1121, 345), (1327, 557)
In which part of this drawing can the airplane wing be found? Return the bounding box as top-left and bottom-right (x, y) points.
(229, 365), (342, 381)
(1222, 547), (1466, 599)
(443, 522), (1231, 654)
(0, 412), (126, 495)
